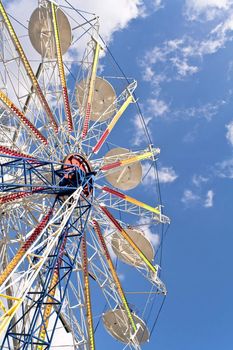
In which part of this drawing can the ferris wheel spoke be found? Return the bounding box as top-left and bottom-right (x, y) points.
(94, 185), (169, 224)
(99, 185), (169, 222)
(99, 205), (159, 278)
(91, 86), (136, 155)
(95, 207), (167, 294)
(92, 147), (160, 178)
(92, 220), (137, 334)
(50, 2), (73, 132)
(0, 1), (58, 133)
(22, 63), (43, 115)
(81, 39), (101, 140)
(0, 187), (46, 205)
(100, 150), (157, 172)
(0, 209), (53, 290)
(81, 232), (95, 350)
(0, 90), (47, 145)
(0, 145), (34, 159)
(75, 47), (137, 156)
(80, 221), (152, 348)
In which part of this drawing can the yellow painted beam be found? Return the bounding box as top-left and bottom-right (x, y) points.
(92, 220), (137, 332)
(101, 186), (161, 216)
(81, 233), (95, 350)
(51, 3), (73, 131)
(82, 40), (100, 138)
(100, 205), (158, 275)
(0, 1), (58, 132)
(93, 94), (134, 153)
(0, 90), (47, 144)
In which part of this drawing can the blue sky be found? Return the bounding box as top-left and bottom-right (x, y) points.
(4, 0), (233, 349)
(101, 1), (233, 349)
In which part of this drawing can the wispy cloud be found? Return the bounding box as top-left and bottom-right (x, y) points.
(138, 95), (226, 135)
(132, 114), (152, 146)
(204, 190), (214, 207)
(147, 98), (170, 117)
(143, 0), (164, 16)
(175, 99), (226, 122)
(181, 189), (200, 206)
(132, 98), (169, 146)
(184, 0), (233, 22)
(154, 0), (164, 10)
(137, 216), (160, 248)
(140, 4), (233, 87)
(140, 31), (233, 85)
(216, 123), (233, 178)
(216, 158), (233, 178)
(181, 188), (214, 208)
(158, 167), (178, 183)
(142, 162), (178, 185)
(192, 174), (209, 187)
(140, 37), (200, 84)
(226, 121), (233, 146)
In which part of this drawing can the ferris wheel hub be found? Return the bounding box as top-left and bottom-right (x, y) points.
(61, 153), (94, 196)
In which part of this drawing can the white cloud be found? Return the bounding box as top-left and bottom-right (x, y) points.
(140, 0), (164, 17)
(152, 0), (164, 12)
(175, 99), (226, 121)
(4, 0), (146, 125)
(132, 114), (152, 146)
(170, 57), (199, 77)
(147, 98), (169, 116)
(140, 38), (188, 82)
(68, 0), (145, 43)
(216, 158), (233, 178)
(182, 188), (215, 208)
(204, 189), (214, 207)
(6, 0), (145, 62)
(158, 167), (178, 183)
(139, 91), (226, 133)
(192, 174), (209, 187)
(140, 37), (200, 86)
(226, 121), (233, 146)
(140, 8), (233, 87)
(184, 0), (233, 21)
(181, 189), (200, 205)
(154, 0), (163, 7)
(142, 162), (178, 185)
(132, 98), (169, 146)
(137, 217), (160, 248)
(141, 34), (229, 85)
(142, 66), (155, 81)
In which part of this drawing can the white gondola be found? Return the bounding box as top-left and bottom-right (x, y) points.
(104, 147), (142, 190)
(76, 76), (116, 121)
(111, 228), (154, 267)
(103, 309), (149, 344)
(28, 6), (71, 58)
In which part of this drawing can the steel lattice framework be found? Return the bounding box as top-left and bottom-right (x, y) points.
(0, 1), (170, 349)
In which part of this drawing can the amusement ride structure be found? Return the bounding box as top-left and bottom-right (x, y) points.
(0, 0), (170, 349)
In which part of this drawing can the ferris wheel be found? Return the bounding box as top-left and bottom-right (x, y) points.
(0, 1), (170, 349)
